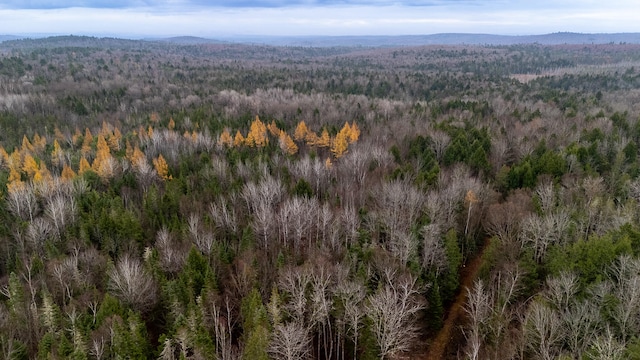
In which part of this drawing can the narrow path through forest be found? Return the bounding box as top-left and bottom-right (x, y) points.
(418, 238), (491, 360)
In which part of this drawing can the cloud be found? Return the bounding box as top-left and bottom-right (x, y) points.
(0, 0), (638, 37)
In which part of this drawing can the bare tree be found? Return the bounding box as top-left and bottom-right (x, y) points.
(6, 183), (39, 222)
(464, 279), (490, 360)
(365, 273), (426, 359)
(336, 279), (366, 360)
(524, 300), (564, 360)
(421, 223), (447, 275)
(108, 255), (158, 313)
(269, 321), (311, 360)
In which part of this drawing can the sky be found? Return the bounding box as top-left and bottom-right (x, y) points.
(0, 0), (639, 38)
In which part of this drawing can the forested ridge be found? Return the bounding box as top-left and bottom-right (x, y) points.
(1, 36), (640, 359)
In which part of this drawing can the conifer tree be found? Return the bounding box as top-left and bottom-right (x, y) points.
(234, 130), (246, 147)
(316, 129), (331, 148)
(294, 121), (310, 142)
(278, 130), (298, 155)
(153, 155), (171, 180)
(219, 128), (234, 148)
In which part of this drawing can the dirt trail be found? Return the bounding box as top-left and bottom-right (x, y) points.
(420, 238), (490, 360)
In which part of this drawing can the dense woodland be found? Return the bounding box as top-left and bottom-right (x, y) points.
(2, 35), (640, 359)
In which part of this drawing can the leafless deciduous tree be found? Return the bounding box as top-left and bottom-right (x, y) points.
(524, 300), (564, 360)
(464, 279), (490, 360)
(365, 273), (426, 359)
(107, 255), (158, 313)
(6, 184), (39, 222)
(269, 321), (311, 360)
(421, 223), (447, 275)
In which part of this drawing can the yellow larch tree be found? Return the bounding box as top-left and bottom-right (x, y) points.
(325, 157), (333, 169)
(61, 164), (77, 180)
(347, 122), (360, 143)
(72, 127), (83, 147)
(7, 167), (23, 193)
(8, 150), (22, 172)
(129, 146), (147, 170)
(168, 117), (176, 130)
(51, 139), (65, 168)
(153, 154), (171, 181)
(218, 129), (234, 148)
(294, 121), (310, 141)
(0, 146), (9, 168)
(81, 128), (93, 157)
(147, 126), (154, 139)
(32, 133), (47, 153)
(150, 112), (160, 123)
(246, 116), (268, 148)
(234, 130), (246, 147)
(21, 135), (34, 153)
(267, 121), (281, 137)
(22, 154), (39, 179)
(278, 130), (298, 155)
(316, 129), (331, 148)
(331, 128), (349, 158)
(92, 135), (115, 180)
(54, 126), (66, 143)
(78, 156), (91, 175)
(108, 127), (122, 151)
(305, 130), (319, 146)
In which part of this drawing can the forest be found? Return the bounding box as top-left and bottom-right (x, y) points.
(2, 35), (640, 359)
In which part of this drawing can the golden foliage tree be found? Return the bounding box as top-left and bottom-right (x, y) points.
(316, 129), (331, 148)
(278, 131), (298, 155)
(51, 140), (65, 168)
(294, 121), (310, 142)
(268, 121), (281, 137)
(153, 155), (171, 181)
(61, 164), (77, 180)
(234, 131), (246, 147)
(81, 128), (93, 157)
(331, 129), (349, 158)
(21, 135), (34, 153)
(246, 116), (268, 148)
(218, 129), (234, 148)
(347, 122), (360, 143)
(22, 154), (39, 179)
(78, 156), (91, 175)
(32, 133), (47, 153)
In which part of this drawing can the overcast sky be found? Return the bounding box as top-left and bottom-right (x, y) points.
(1, 0), (639, 38)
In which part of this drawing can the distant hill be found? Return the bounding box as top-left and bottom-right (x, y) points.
(2, 33), (640, 49)
(221, 32), (640, 47)
(0, 35), (23, 43)
(153, 36), (228, 45)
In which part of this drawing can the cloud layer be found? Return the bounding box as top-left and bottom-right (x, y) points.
(1, 1), (639, 37)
